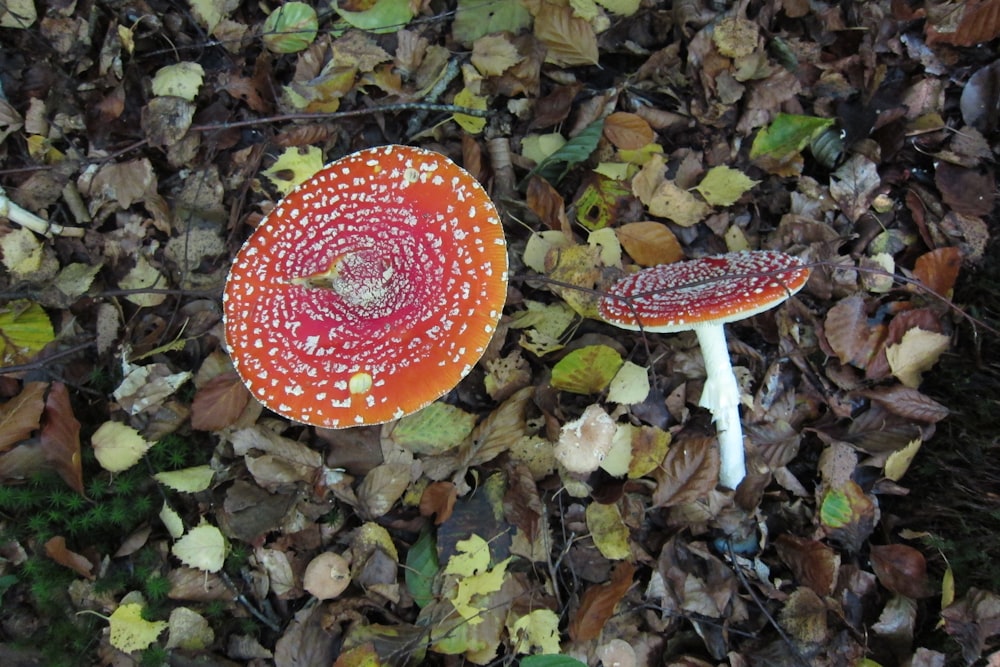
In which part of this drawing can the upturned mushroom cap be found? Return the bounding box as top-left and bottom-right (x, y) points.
(223, 145), (508, 428)
(598, 250), (810, 331)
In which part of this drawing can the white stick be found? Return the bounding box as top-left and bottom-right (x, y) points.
(0, 187), (85, 238)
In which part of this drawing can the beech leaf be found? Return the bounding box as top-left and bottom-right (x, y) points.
(40, 382), (83, 494)
(569, 561), (635, 642)
(0, 381), (46, 453)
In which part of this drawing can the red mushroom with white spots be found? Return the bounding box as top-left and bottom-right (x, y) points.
(223, 145), (508, 428)
(599, 250), (810, 489)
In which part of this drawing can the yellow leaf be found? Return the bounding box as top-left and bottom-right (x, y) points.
(594, 0), (640, 15)
(444, 534), (492, 577)
(109, 602), (168, 653)
(885, 328), (951, 388)
(151, 62), (205, 102)
(0, 300), (55, 366)
(0, 227), (43, 277)
(695, 165), (759, 207)
(510, 609), (561, 654)
(189, 0), (223, 32)
(471, 34), (520, 76)
(262, 146), (324, 195)
(884, 438), (922, 481)
(153, 465), (215, 493)
(91, 421), (153, 473)
(452, 88), (487, 134)
(172, 523), (227, 572)
(607, 360), (650, 406)
(521, 133), (567, 165)
(159, 501), (184, 539)
(119, 254), (167, 308)
(586, 501), (631, 560)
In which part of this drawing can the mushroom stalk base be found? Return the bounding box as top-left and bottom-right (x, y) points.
(693, 324), (747, 490)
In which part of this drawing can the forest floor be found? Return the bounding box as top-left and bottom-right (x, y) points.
(0, 0), (999, 665)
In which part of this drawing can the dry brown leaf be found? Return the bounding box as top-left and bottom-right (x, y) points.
(190, 372), (251, 431)
(43, 535), (94, 579)
(0, 381), (46, 453)
(775, 535), (841, 596)
(602, 112), (655, 150)
(419, 481), (458, 524)
(533, 2), (598, 67)
(39, 382), (83, 494)
(926, 0), (1000, 46)
(569, 560), (635, 642)
(526, 176), (569, 232)
(870, 544), (933, 598)
(617, 221), (683, 267)
(357, 462), (411, 519)
(912, 246), (962, 297)
(856, 385), (950, 423)
(823, 295), (886, 369)
(652, 436), (719, 507)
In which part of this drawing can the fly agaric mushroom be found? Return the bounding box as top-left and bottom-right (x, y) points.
(598, 250), (810, 489)
(223, 145), (508, 428)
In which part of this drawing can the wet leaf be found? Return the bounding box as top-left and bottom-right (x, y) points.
(912, 246), (962, 297)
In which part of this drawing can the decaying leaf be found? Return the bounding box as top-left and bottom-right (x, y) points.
(569, 561), (635, 642)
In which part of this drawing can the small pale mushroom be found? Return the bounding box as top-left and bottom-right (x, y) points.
(223, 145), (508, 428)
(598, 250), (810, 489)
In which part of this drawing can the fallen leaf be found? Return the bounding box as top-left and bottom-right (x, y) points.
(534, 2), (599, 66)
(44, 535), (94, 579)
(0, 301), (55, 367)
(551, 345), (623, 394)
(569, 561), (635, 642)
(870, 543), (933, 598)
(40, 382), (83, 494)
(602, 112), (654, 150)
(153, 465), (215, 493)
(586, 501), (631, 560)
(109, 602), (168, 653)
(617, 221), (683, 267)
(885, 328), (951, 388)
(172, 523), (227, 573)
(190, 372), (250, 431)
(652, 436), (719, 507)
(165, 606), (214, 650)
(912, 246), (962, 297)
(91, 420), (153, 473)
(0, 381), (46, 453)
(695, 165), (759, 207)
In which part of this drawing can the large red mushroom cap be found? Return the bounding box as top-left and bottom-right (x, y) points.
(223, 145), (508, 428)
(598, 250), (810, 331)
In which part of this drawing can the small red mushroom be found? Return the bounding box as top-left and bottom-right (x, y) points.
(224, 145), (508, 428)
(599, 250), (810, 489)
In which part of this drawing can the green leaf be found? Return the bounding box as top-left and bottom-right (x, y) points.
(0, 300), (55, 366)
(335, 0), (415, 34)
(453, 0), (532, 45)
(524, 120), (605, 186)
(387, 402), (476, 455)
(262, 2), (318, 54)
(695, 165), (759, 207)
(749, 113), (835, 160)
(405, 526), (439, 608)
(551, 345), (623, 394)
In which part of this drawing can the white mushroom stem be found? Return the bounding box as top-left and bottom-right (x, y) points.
(0, 186), (84, 238)
(692, 323), (746, 490)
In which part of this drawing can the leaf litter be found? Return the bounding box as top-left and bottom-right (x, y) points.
(0, 0), (998, 665)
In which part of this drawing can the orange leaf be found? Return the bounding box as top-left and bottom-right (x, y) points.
(0, 381), (47, 453)
(569, 561), (635, 642)
(617, 221), (683, 267)
(419, 481), (458, 524)
(912, 246), (962, 297)
(191, 372), (251, 431)
(44, 535), (94, 579)
(602, 112), (654, 150)
(40, 382), (83, 494)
